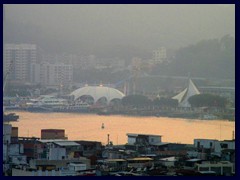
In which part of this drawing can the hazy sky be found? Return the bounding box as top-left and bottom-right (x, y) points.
(4, 4), (235, 55)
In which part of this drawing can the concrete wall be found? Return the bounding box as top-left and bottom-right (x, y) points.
(9, 144), (24, 156)
(196, 162), (234, 175)
(148, 136), (162, 145)
(3, 124), (12, 143)
(11, 155), (27, 165)
(194, 139), (218, 149)
(128, 137), (136, 145)
(214, 141), (235, 153)
(49, 147), (66, 160)
(29, 158), (91, 169)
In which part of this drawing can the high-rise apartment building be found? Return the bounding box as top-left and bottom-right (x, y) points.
(30, 63), (73, 87)
(4, 44), (37, 84)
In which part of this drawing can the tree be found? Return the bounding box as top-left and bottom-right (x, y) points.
(171, 36), (235, 79)
(153, 97), (178, 108)
(188, 94), (227, 108)
(121, 94), (151, 107)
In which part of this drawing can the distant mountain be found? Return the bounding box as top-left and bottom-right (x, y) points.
(151, 35), (235, 79)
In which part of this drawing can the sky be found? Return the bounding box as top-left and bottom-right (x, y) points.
(4, 4), (235, 57)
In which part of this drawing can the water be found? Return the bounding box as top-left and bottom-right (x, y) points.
(11, 111), (235, 145)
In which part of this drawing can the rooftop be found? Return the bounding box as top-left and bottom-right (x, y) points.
(127, 157), (153, 161)
(53, 141), (80, 147)
(38, 139), (79, 147)
(127, 133), (162, 137)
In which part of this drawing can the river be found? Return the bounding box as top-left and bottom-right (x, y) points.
(10, 111), (235, 145)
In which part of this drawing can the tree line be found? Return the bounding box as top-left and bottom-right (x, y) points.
(121, 94), (227, 109)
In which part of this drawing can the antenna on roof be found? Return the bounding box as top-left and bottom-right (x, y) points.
(107, 134), (110, 145)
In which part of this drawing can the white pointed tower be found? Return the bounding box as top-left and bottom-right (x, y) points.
(172, 79), (200, 108)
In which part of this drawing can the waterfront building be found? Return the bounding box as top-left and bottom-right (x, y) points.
(70, 85), (125, 105)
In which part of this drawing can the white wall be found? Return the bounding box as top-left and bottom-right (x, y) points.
(194, 139), (218, 149)
(69, 163), (86, 171)
(128, 137), (136, 145)
(49, 147), (66, 160)
(214, 141), (235, 153)
(148, 136), (161, 145)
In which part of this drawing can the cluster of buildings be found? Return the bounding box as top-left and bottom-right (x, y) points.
(3, 44), (73, 88)
(3, 116), (235, 176)
(3, 43), (171, 89)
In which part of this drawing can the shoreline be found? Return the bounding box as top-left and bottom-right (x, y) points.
(5, 109), (234, 122)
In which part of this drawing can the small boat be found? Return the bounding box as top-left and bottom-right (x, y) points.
(199, 114), (218, 120)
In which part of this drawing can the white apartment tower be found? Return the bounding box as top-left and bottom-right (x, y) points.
(4, 44), (37, 84)
(30, 63), (73, 87)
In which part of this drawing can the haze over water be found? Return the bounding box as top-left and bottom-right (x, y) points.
(11, 112), (234, 145)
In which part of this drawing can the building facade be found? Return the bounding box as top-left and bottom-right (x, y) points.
(152, 47), (167, 64)
(29, 62), (73, 87)
(4, 44), (37, 84)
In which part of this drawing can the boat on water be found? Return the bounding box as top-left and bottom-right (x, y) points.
(199, 114), (218, 120)
(26, 95), (68, 112)
(53, 101), (90, 113)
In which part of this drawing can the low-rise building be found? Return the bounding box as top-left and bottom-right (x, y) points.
(127, 133), (162, 146)
(196, 161), (234, 176)
(41, 129), (67, 140)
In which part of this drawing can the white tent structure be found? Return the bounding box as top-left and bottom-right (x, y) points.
(172, 79), (200, 108)
(70, 85), (125, 105)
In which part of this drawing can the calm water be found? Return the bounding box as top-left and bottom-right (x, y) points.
(10, 111), (235, 145)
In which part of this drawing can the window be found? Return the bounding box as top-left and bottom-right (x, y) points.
(221, 143), (228, 148)
(197, 142), (200, 148)
(210, 142), (213, 147)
